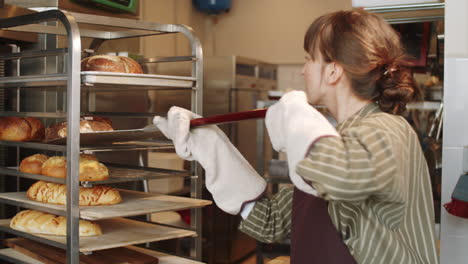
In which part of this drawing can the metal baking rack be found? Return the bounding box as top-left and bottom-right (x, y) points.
(81, 71), (196, 87)
(0, 139), (175, 152)
(0, 189), (210, 221)
(0, 10), (206, 264)
(0, 218), (197, 253)
(2, 163), (191, 187)
(0, 72), (196, 88)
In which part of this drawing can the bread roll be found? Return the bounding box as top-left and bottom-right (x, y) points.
(81, 55), (143, 74)
(0, 117), (44, 142)
(45, 116), (113, 141)
(19, 154), (49, 175)
(10, 210), (102, 236)
(27, 181), (122, 206)
(41, 155), (109, 182)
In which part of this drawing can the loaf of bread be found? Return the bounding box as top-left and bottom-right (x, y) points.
(0, 117), (44, 142)
(19, 154), (49, 175)
(41, 155), (109, 182)
(80, 153), (98, 162)
(27, 181), (122, 206)
(81, 55), (143, 74)
(10, 210), (102, 236)
(45, 116), (113, 141)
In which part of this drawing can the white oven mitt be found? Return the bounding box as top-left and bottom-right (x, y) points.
(154, 106), (267, 215)
(265, 91), (340, 196)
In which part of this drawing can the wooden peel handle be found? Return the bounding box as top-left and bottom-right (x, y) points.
(190, 108), (268, 128)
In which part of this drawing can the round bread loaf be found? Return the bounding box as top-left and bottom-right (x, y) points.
(19, 154), (49, 175)
(0, 117), (44, 142)
(45, 116), (113, 141)
(41, 155), (109, 181)
(80, 153), (98, 161)
(27, 181), (122, 206)
(41, 156), (67, 179)
(10, 210), (101, 236)
(81, 55), (143, 74)
(79, 159), (110, 182)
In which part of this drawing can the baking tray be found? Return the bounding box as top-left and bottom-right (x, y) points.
(0, 217), (196, 253)
(0, 189), (212, 220)
(44, 124), (162, 145)
(43, 108), (268, 145)
(81, 71), (195, 88)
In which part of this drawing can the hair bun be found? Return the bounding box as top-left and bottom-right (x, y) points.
(383, 65), (398, 76)
(376, 65), (421, 114)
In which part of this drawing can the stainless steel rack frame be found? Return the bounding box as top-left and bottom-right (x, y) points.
(364, 2), (444, 24)
(0, 9), (204, 264)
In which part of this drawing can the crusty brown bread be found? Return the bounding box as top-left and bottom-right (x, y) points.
(27, 181), (122, 206)
(81, 55), (143, 74)
(79, 159), (109, 181)
(0, 117), (44, 142)
(10, 210), (102, 236)
(80, 153), (98, 161)
(45, 116), (113, 142)
(19, 154), (49, 175)
(41, 155), (109, 182)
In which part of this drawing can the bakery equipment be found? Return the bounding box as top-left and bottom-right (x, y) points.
(4, 238), (160, 264)
(201, 56), (277, 263)
(190, 108), (267, 127)
(71, 0), (139, 14)
(0, 10), (208, 264)
(44, 124), (162, 145)
(0, 189), (211, 220)
(44, 108), (268, 145)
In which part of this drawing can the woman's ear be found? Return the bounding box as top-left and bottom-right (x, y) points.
(326, 62), (343, 84)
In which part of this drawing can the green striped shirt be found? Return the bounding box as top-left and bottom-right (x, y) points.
(239, 103), (438, 264)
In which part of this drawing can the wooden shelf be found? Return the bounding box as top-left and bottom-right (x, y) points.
(0, 246), (205, 264)
(0, 248), (43, 264)
(0, 189), (211, 220)
(128, 246), (205, 264)
(0, 217), (196, 253)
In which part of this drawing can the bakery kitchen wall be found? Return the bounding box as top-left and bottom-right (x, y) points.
(139, 0), (351, 91)
(140, 0), (350, 63)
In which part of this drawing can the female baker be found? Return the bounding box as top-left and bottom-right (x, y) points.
(154, 9), (438, 264)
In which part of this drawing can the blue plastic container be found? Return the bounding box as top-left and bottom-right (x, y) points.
(192, 0), (232, 15)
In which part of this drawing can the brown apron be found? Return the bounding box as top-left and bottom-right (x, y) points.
(291, 187), (357, 264)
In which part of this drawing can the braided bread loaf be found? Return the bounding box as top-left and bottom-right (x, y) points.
(10, 210), (101, 236)
(27, 181), (122, 206)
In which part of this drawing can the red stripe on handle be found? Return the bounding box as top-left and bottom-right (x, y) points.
(190, 108), (268, 128)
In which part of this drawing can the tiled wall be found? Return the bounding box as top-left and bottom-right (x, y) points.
(441, 1), (468, 263)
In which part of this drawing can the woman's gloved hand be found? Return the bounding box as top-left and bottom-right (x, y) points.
(265, 91), (340, 195)
(154, 106), (267, 215)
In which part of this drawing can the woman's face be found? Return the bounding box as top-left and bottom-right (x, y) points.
(302, 52), (328, 105)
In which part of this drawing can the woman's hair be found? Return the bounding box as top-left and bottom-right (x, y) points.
(304, 9), (422, 115)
